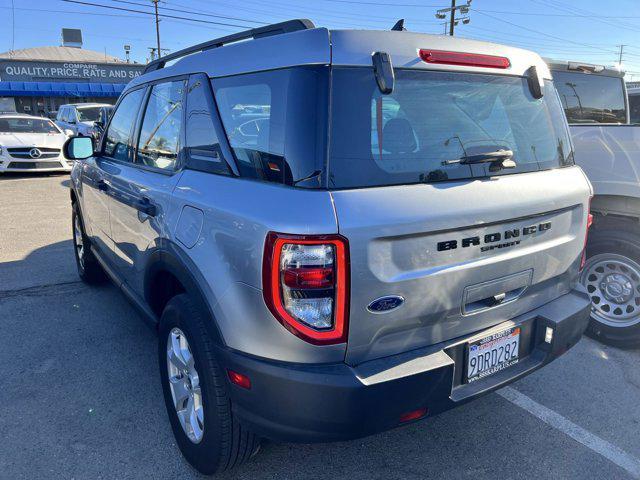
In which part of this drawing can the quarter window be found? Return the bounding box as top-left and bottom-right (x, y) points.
(104, 89), (145, 162)
(136, 80), (186, 171)
(185, 76), (230, 175)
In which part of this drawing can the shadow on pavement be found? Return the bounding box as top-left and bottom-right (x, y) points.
(0, 239), (78, 293)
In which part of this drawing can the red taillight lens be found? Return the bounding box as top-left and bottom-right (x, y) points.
(283, 267), (334, 289)
(419, 49), (511, 69)
(263, 232), (349, 345)
(580, 209), (594, 271)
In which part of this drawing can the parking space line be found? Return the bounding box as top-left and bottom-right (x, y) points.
(498, 387), (640, 479)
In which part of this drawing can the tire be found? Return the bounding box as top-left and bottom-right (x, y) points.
(581, 220), (640, 348)
(158, 294), (260, 475)
(72, 202), (106, 284)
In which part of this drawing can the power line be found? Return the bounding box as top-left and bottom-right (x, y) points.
(528, 0), (640, 34)
(475, 9), (640, 18)
(60, 0), (253, 28)
(472, 9), (626, 55)
(203, 0), (443, 27)
(106, 0), (267, 24)
(315, 0), (447, 6)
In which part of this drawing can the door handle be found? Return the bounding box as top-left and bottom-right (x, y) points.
(97, 179), (110, 192)
(135, 197), (157, 217)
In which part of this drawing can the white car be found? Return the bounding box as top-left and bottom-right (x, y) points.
(0, 114), (74, 173)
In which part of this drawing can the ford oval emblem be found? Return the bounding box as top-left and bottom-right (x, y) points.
(367, 295), (405, 314)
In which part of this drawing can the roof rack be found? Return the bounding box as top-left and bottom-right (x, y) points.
(143, 19), (316, 74)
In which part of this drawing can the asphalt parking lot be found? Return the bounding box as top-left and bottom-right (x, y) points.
(1, 173), (640, 480)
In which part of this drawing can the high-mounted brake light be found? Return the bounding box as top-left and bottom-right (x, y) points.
(419, 49), (511, 69)
(263, 232), (349, 345)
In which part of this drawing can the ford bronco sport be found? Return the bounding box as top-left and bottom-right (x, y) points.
(65, 20), (593, 475)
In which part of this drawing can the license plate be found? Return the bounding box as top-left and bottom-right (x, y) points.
(466, 327), (520, 383)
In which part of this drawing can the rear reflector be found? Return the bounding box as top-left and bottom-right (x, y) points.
(227, 370), (251, 389)
(419, 49), (510, 69)
(399, 407), (428, 423)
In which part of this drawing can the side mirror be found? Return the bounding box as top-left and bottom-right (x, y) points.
(64, 129), (74, 137)
(64, 136), (94, 160)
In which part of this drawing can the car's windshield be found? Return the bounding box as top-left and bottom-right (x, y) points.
(328, 68), (573, 189)
(76, 107), (102, 122)
(0, 117), (61, 134)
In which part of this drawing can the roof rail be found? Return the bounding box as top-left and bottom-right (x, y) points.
(143, 19), (316, 74)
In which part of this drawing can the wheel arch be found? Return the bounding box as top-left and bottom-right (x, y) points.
(144, 239), (225, 346)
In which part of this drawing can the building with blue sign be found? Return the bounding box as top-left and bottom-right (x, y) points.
(0, 44), (144, 117)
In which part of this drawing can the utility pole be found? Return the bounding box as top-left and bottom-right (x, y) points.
(617, 44), (626, 67)
(435, 0), (471, 36)
(153, 0), (161, 58)
(449, 0), (456, 36)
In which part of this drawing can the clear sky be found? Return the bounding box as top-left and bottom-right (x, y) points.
(1, 0), (640, 80)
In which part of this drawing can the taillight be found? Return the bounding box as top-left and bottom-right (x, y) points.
(580, 201), (594, 271)
(419, 49), (511, 69)
(263, 232), (349, 345)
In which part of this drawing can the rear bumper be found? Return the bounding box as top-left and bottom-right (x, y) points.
(218, 286), (591, 443)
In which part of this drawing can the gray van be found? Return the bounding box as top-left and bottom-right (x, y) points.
(64, 20), (593, 474)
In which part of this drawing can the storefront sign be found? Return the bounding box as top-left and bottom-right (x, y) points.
(0, 60), (144, 83)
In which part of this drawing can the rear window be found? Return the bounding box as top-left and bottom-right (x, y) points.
(552, 71), (627, 124)
(329, 68), (573, 189)
(212, 67), (328, 188)
(76, 107), (102, 123)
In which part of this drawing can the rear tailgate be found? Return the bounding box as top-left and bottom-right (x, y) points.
(332, 166), (591, 365)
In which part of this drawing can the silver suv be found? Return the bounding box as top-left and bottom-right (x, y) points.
(65, 20), (593, 475)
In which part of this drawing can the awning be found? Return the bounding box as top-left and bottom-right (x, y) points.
(0, 81), (126, 97)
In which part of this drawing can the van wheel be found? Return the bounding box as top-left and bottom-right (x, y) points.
(158, 294), (261, 475)
(580, 225), (640, 348)
(72, 202), (106, 284)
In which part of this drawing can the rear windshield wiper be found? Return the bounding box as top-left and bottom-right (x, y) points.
(442, 149), (516, 171)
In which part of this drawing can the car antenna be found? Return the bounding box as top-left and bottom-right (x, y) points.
(391, 19), (406, 31)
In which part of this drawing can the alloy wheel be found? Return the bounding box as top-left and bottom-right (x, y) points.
(73, 214), (85, 269)
(166, 328), (205, 443)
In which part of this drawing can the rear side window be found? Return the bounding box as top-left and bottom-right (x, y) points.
(104, 89), (145, 161)
(137, 80), (186, 171)
(184, 76), (230, 175)
(212, 67), (328, 188)
(630, 93), (640, 125)
(552, 71), (627, 124)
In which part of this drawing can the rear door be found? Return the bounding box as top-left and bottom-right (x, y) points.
(333, 168), (590, 365)
(108, 79), (186, 296)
